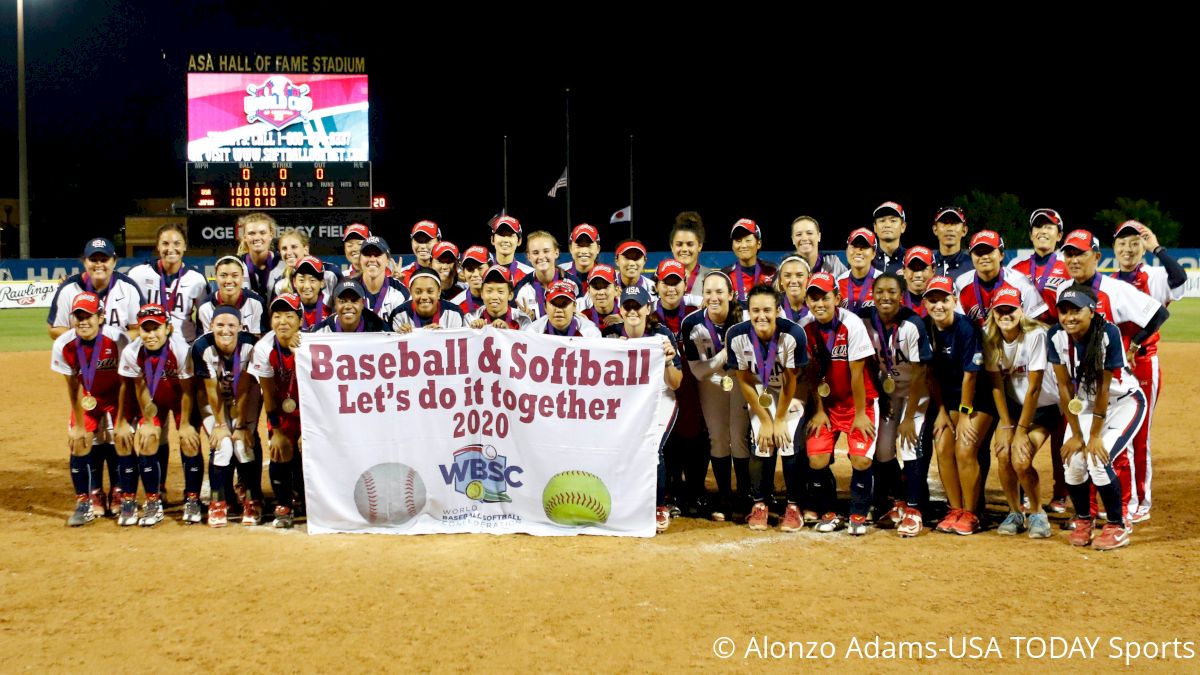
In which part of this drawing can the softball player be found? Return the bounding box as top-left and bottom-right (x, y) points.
(871, 201), (908, 274)
(391, 268), (467, 333)
(614, 240), (658, 299)
(432, 242), (466, 300)
(775, 255), (811, 323)
(1009, 208), (1071, 322)
(524, 281), (601, 337)
(1110, 220), (1186, 522)
(577, 264), (623, 329)
(858, 272), (932, 537)
(342, 222), (371, 277)
(655, 258), (705, 518)
(983, 287), (1059, 538)
(726, 285), (809, 531)
(51, 292), (130, 525)
(670, 212), (711, 303)
(561, 223), (601, 289)
(237, 212), (279, 300)
(466, 265), (531, 330)
(489, 216), (533, 285)
(837, 228), (877, 312)
(197, 255), (267, 336)
(724, 219), (777, 306)
(954, 230), (1048, 326)
(653, 259), (697, 338)
(901, 247), (934, 316)
(291, 256), (331, 331)
(680, 271), (749, 521)
(48, 237), (143, 340)
(931, 206), (971, 278)
(116, 304), (199, 526)
(1048, 285), (1145, 550)
(452, 246), (491, 315)
(801, 272), (879, 535)
(191, 305), (260, 527)
(398, 220), (442, 286)
(268, 229), (342, 299)
(126, 224), (210, 343)
(249, 293), (305, 528)
(791, 215), (848, 278)
(514, 231), (575, 321)
(357, 237), (410, 324)
(310, 280), (388, 333)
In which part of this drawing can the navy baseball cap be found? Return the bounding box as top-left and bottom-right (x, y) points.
(360, 236), (390, 256)
(334, 279), (366, 300)
(82, 238), (117, 258)
(619, 285), (652, 309)
(1057, 287), (1097, 311)
(211, 305), (242, 323)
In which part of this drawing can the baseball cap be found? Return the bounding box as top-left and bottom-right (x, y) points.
(587, 264), (617, 286)
(655, 259), (686, 282)
(411, 220), (441, 240)
(137, 303), (168, 325)
(923, 276), (955, 297)
(806, 271), (836, 295)
(546, 280), (578, 304)
(408, 267), (442, 287)
(731, 218), (760, 239)
(482, 264), (512, 285)
(992, 285), (1022, 310)
(904, 246), (934, 268)
(270, 293), (302, 314)
(214, 254), (246, 274)
(570, 223), (599, 243)
(1061, 229), (1100, 253)
(462, 245), (490, 267)
(619, 285), (652, 309)
(211, 305), (241, 323)
(294, 255), (324, 277)
(343, 223), (370, 241)
(1114, 220), (1146, 238)
(71, 291), (102, 315)
(82, 238), (117, 258)
(873, 201), (906, 221)
(847, 227), (877, 247)
(969, 230), (1004, 252)
(333, 279), (366, 299)
(616, 241), (647, 259)
(1057, 287), (1097, 311)
(360, 236), (390, 256)
(433, 242), (460, 261)
(491, 215), (522, 236)
(934, 206), (966, 224)
(1029, 208), (1064, 231)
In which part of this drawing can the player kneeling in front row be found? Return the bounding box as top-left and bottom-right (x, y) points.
(467, 265), (531, 330)
(801, 273), (879, 535)
(1048, 285), (1146, 551)
(116, 304), (200, 526)
(310, 280), (388, 334)
(391, 268), (466, 332)
(250, 294), (306, 528)
(727, 284), (809, 531)
(525, 281), (602, 337)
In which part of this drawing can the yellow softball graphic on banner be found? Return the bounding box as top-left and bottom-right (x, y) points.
(542, 470), (612, 526)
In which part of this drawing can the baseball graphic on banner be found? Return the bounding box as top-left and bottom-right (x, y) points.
(353, 463), (427, 525)
(542, 470), (612, 526)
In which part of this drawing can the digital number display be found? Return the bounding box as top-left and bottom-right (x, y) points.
(187, 161), (371, 210)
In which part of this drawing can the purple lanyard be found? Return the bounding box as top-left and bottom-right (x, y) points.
(872, 311), (899, 374)
(1117, 264), (1141, 284)
(334, 317), (365, 332)
(817, 311), (841, 378)
(972, 269), (1004, 317)
(901, 292), (916, 311)
(141, 346), (168, 402)
(366, 279), (388, 315)
(733, 262), (761, 301)
(810, 256), (823, 274)
(303, 298), (325, 328)
(685, 265), (700, 293)
(586, 305), (616, 326)
(158, 261), (184, 313)
(411, 305), (441, 328)
(220, 346), (243, 397)
(656, 303), (685, 326)
(848, 270), (874, 309)
(465, 293), (480, 314)
(1032, 254), (1057, 293)
(750, 329), (779, 387)
(273, 339), (295, 399)
(702, 310), (727, 352)
(83, 275), (111, 303)
(507, 260), (522, 281)
(245, 253), (274, 295)
(783, 300), (808, 322)
(74, 336), (103, 396)
(546, 318), (579, 336)
(1090, 273), (1103, 291)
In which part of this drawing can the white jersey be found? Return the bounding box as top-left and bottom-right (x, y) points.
(390, 300), (467, 331)
(985, 326), (1059, 408)
(196, 291), (267, 337)
(50, 325), (130, 377)
(680, 308), (745, 384)
(126, 262), (210, 343)
(514, 273), (584, 321)
(1114, 264), (1184, 305)
(118, 333), (193, 380)
(190, 331), (258, 406)
(358, 276), (410, 323)
(47, 272), (144, 332)
(1058, 274), (1160, 328)
(858, 307), (933, 389)
(269, 261), (341, 300)
(725, 318), (809, 391)
(1047, 322), (1140, 414)
(465, 306), (532, 331)
(953, 268), (1049, 323)
(524, 315), (602, 337)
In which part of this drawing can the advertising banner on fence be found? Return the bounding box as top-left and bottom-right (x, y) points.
(296, 329), (662, 536)
(0, 281), (58, 309)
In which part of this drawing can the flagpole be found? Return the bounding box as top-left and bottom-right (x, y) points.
(564, 88), (572, 234)
(502, 135), (509, 215)
(628, 134), (634, 240)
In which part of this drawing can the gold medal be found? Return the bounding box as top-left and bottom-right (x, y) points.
(81, 395), (97, 411)
(817, 380), (831, 398)
(281, 398), (298, 414)
(721, 375), (734, 392)
(758, 392), (773, 409)
(882, 376), (896, 394)
(143, 402), (158, 419)
(1067, 397), (1085, 415)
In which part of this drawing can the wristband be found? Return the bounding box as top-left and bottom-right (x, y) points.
(267, 412), (281, 427)
(998, 425), (1015, 430)
(1017, 424), (1029, 430)
(958, 404), (974, 415)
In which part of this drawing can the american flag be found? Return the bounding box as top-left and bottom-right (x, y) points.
(547, 167), (568, 198)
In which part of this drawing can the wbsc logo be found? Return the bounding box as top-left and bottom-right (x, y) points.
(243, 76), (314, 130)
(438, 444), (523, 503)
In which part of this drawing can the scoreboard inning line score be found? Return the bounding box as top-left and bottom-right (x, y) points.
(187, 161), (372, 210)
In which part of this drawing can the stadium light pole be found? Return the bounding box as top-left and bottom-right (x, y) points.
(17, 0), (31, 258)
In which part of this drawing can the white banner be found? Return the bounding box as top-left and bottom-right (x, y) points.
(0, 280), (57, 309)
(296, 328), (663, 536)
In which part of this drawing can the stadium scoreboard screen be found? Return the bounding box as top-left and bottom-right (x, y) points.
(185, 53), (370, 211)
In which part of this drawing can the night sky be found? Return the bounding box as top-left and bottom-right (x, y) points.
(1, 4), (1195, 256)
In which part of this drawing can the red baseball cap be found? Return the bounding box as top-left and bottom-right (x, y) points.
(482, 264), (512, 285)
(655, 259), (686, 282)
(873, 201), (906, 221)
(806, 271), (836, 295)
(570, 223), (599, 243)
(1029, 208), (1064, 231)
(992, 285), (1022, 310)
(269, 293), (302, 314)
(546, 280), (577, 303)
(616, 241), (647, 258)
(969, 230), (1004, 252)
(462, 245), (490, 266)
(491, 215), (522, 236)
(587, 264), (617, 285)
(730, 218), (760, 239)
(1061, 229), (1099, 252)
(905, 246), (934, 268)
(137, 303), (169, 325)
(1114, 220), (1146, 238)
(923, 276), (955, 297)
(411, 220), (441, 240)
(934, 206), (966, 224)
(343, 223), (370, 241)
(847, 227), (877, 247)
(433, 242), (460, 261)
(294, 255), (324, 277)
(71, 291), (102, 315)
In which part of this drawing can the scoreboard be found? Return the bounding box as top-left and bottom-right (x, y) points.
(187, 161), (371, 210)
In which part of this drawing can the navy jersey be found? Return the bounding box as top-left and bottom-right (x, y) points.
(390, 299), (466, 330)
(930, 313), (984, 408)
(191, 331), (258, 403)
(724, 317), (809, 391)
(309, 309), (388, 333)
(1047, 321), (1139, 413)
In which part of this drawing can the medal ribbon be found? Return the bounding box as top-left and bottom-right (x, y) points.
(546, 318), (580, 337)
(157, 261), (184, 313)
(74, 336), (102, 398)
(783, 300), (808, 322)
(220, 345), (244, 399)
(334, 316), (365, 332)
(750, 328), (779, 389)
(244, 252), (274, 296)
(702, 310), (727, 352)
(971, 269), (1004, 318)
(366, 280), (388, 315)
(871, 311), (897, 375)
(1033, 253), (1057, 293)
(273, 338), (297, 402)
(817, 310), (841, 380)
(141, 346), (168, 403)
(303, 297), (325, 328)
(733, 262), (761, 302)
(1116, 263), (1141, 284)
(1068, 337), (1082, 401)
(411, 304), (441, 328)
(848, 270), (874, 309)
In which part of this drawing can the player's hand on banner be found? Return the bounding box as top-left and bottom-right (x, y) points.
(397, 323), (413, 334)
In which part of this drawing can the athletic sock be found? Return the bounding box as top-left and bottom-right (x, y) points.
(69, 454), (92, 495)
(96, 444), (118, 491)
(291, 456), (306, 505)
(711, 456), (732, 501)
(656, 446), (667, 507)
(138, 454), (161, 496)
(87, 448), (104, 492)
(850, 465), (875, 517)
(117, 454), (138, 495)
(240, 457), (265, 501)
(732, 457), (751, 504)
(1068, 482), (1091, 519)
(809, 465), (835, 514)
(209, 459), (226, 503)
(685, 447), (711, 504)
(874, 458), (900, 510)
(903, 459), (923, 508)
(1097, 482), (1126, 527)
(156, 443), (170, 493)
(748, 456), (767, 502)
(181, 451), (204, 495)
(780, 453), (806, 506)
(269, 460), (293, 509)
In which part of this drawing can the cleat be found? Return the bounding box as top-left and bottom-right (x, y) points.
(1068, 518), (1094, 546)
(208, 500), (228, 528)
(272, 506), (294, 529)
(182, 493), (203, 524)
(997, 511), (1026, 536)
(139, 495), (164, 527)
(897, 508), (923, 538)
(655, 506), (670, 533)
(107, 487), (124, 517)
(935, 508), (964, 533)
(667, 502), (681, 519)
(67, 495), (97, 527)
(779, 504), (803, 532)
(89, 489), (107, 520)
(746, 501), (769, 531)
(952, 510), (980, 535)
(118, 497), (139, 526)
(1027, 512), (1052, 539)
(1131, 508), (1151, 524)
(802, 509), (820, 524)
(1092, 522), (1130, 551)
(1047, 496), (1069, 514)
(816, 512), (843, 533)
(242, 499), (263, 526)
(709, 497), (732, 523)
(876, 500), (905, 529)
(847, 514), (868, 536)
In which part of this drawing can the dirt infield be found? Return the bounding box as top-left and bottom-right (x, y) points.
(2, 346), (1198, 672)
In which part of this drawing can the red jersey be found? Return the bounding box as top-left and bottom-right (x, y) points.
(50, 326), (129, 407)
(1010, 253), (1071, 322)
(836, 271), (875, 312)
(801, 308), (878, 411)
(1059, 274), (1161, 356)
(118, 334), (193, 418)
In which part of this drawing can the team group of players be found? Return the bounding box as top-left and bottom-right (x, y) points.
(47, 203), (1184, 548)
